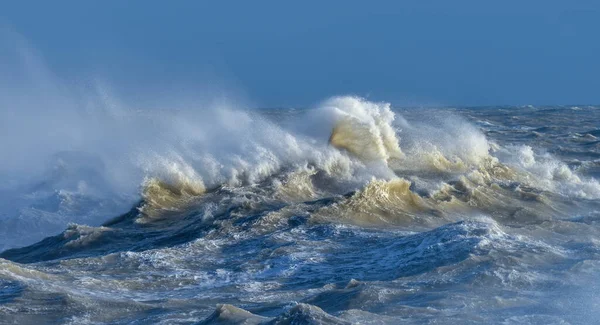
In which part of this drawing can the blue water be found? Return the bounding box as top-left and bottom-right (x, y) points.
(1, 99), (599, 324)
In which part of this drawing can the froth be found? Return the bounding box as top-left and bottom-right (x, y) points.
(499, 145), (600, 199)
(324, 96), (404, 162)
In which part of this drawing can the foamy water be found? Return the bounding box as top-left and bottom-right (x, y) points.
(1, 95), (600, 324)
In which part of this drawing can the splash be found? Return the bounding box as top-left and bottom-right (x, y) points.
(1, 34), (598, 249)
(324, 96), (404, 162)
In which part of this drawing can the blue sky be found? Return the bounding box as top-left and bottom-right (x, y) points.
(1, 1), (599, 107)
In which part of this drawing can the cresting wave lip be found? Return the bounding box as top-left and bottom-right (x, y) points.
(326, 96), (404, 162)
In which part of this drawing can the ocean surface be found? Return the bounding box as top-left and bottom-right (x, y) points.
(1, 97), (599, 324)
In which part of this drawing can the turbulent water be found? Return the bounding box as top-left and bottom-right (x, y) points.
(1, 96), (600, 324)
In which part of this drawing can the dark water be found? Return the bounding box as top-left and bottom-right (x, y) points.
(1, 98), (599, 324)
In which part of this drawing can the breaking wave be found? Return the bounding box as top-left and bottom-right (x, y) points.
(1, 44), (600, 323)
(3, 32), (600, 324)
(2, 80), (600, 249)
(325, 96), (404, 162)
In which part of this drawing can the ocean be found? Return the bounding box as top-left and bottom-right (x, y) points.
(1, 96), (599, 324)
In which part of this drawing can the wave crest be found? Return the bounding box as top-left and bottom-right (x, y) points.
(324, 96), (403, 162)
(139, 175), (205, 221)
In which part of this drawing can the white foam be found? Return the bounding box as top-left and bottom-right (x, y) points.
(498, 145), (600, 199)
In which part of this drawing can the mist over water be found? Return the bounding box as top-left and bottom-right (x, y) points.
(0, 32), (286, 249)
(2, 34), (600, 324)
